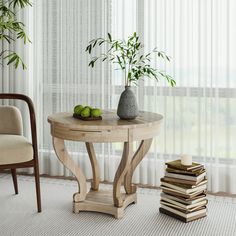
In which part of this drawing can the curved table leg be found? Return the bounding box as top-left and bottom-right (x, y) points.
(85, 142), (100, 191)
(113, 141), (133, 207)
(53, 137), (87, 202)
(124, 138), (153, 194)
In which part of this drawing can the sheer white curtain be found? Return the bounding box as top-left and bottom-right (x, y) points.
(33, 0), (116, 180)
(1, 0), (235, 193)
(112, 0), (236, 193)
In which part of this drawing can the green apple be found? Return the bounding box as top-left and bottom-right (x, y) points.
(91, 108), (102, 117)
(80, 107), (91, 118)
(74, 105), (84, 115)
(84, 106), (92, 110)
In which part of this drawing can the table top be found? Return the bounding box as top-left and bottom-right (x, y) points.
(48, 110), (163, 130)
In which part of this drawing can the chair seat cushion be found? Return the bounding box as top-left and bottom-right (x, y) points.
(0, 135), (33, 165)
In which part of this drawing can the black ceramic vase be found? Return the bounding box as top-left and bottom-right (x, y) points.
(117, 86), (139, 120)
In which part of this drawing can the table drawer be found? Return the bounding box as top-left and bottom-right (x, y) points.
(51, 125), (128, 142)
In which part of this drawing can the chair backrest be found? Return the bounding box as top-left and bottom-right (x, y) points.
(0, 106), (23, 135)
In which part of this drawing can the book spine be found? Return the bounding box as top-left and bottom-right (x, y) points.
(163, 177), (197, 186)
(162, 188), (206, 199)
(165, 172), (197, 181)
(159, 208), (187, 222)
(160, 208), (207, 223)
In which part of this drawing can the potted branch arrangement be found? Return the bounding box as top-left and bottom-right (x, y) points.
(86, 32), (175, 120)
(0, 0), (31, 69)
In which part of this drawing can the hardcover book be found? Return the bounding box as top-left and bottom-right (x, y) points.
(166, 167), (205, 176)
(161, 177), (207, 187)
(160, 199), (208, 212)
(161, 178), (208, 192)
(159, 207), (207, 223)
(159, 159), (207, 222)
(161, 187), (206, 199)
(166, 160), (203, 171)
(164, 171), (206, 184)
(161, 182), (207, 195)
(160, 204), (206, 216)
(160, 192), (207, 205)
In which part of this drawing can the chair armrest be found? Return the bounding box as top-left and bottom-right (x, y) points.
(0, 93), (38, 160)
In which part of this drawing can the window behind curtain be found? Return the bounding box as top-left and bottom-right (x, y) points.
(111, 0), (236, 161)
(33, 0), (236, 192)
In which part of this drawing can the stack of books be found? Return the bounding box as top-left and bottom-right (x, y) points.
(159, 159), (207, 223)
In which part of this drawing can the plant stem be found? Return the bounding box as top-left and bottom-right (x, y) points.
(124, 66), (127, 87)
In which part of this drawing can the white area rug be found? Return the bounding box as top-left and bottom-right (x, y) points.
(0, 174), (236, 236)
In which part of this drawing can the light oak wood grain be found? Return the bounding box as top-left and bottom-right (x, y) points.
(53, 137), (87, 202)
(113, 130), (133, 207)
(85, 142), (100, 191)
(124, 138), (153, 194)
(48, 110), (163, 218)
(48, 110), (163, 130)
(73, 190), (137, 219)
(50, 124), (128, 143)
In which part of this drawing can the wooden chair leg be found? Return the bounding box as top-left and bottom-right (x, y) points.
(11, 169), (18, 194)
(34, 163), (42, 212)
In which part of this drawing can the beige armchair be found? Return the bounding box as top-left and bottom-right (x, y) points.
(0, 94), (41, 212)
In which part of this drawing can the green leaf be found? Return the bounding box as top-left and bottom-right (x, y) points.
(10, 0), (32, 8)
(93, 40), (97, 47)
(88, 61), (93, 67)
(99, 40), (105, 46)
(88, 45), (92, 54)
(3, 52), (26, 69)
(116, 55), (122, 65)
(1, 0), (32, 70)
(7, 55), (18, 65)
(22, 61), (27, 70)
(170, 79), (175, 87)
(84, 32), (174, 87)
(15, 57), (20, 68)
(108, 33), (112, 42)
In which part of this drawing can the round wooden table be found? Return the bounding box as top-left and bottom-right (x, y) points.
(48, 110), (163, 219)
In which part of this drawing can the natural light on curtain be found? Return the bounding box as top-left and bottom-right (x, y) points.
(34, 0), (236, 193)
(33, 0), (116, 181)
(110, 0), (236, 193)
(3, 0), (234, 193)
(112, 0), (236, 159)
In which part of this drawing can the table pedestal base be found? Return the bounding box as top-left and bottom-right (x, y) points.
(73, 190), (137, 219)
